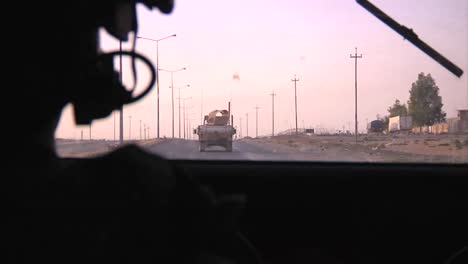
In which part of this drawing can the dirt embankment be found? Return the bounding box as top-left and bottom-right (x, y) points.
(243, 134), (468, 163)
(56, 139), (166, 158)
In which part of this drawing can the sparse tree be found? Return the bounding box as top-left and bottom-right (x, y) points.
(408, 72), (446, 126)
(387, 99), (408, 117)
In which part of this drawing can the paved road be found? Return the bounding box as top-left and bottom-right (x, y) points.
(147, 139), (254, 160)
(145, 139), (377, 161)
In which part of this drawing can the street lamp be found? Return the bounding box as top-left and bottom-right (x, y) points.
(184, 104), (195, 139)
(159, 68), (187, 138)
(168, 82), (190, 138)
(178, 96), (192, 139)
(172, 85), (191, 139)
(187, 112), (196, 140)
(136, 34), (176, 139)
(128, 115), (132, 140)
(186, 117), (196, 140)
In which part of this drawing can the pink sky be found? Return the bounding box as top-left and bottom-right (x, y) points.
(56, 0), (467, 140)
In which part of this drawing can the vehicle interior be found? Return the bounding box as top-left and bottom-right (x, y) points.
(187, 161), (468, 264)
(17, 0), (468, 264)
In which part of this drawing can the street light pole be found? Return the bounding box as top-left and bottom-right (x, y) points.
(246, 113), (249, 137)
(159, 68), (187, 138)
(185, 106), (195, 139)
(186, 117), (195, 140)
(156, 41), (159, 138)
(239, 117), (243, 138)
(137, 34), (176, 139)
(128, 115), (132, 140)
(270, 90), (276, 136)
(177, 87), (192, 139)
(172, 84), (190, 138)
(119, 40), (124, 145)
(180, 97), (192, 139)
(183, 99), (186, 139)
(171, 72), (174, 138)
(254, 105), (260, 138)
(178, 85), (181, 138)
(188, 118), (191, 140)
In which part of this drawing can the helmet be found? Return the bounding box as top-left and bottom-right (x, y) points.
(69, 0), (175, 125)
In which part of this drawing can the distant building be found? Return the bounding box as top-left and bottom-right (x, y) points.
(411, 109), (468, 134)
(447, 109), (468, 134)
(457, 109), (468, 133)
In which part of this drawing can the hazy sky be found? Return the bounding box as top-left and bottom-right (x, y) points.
(56, 0), (468, 140)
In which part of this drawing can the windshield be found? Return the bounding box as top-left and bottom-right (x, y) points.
(55, 0), (468, 163)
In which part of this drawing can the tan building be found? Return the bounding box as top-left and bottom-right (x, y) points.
(457, 109), (468, 133)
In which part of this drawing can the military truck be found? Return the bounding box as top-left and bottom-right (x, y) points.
(194, 109), (236, 152)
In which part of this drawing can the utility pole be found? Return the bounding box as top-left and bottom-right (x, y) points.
(254, 105), (260, 138)
(270, 90), (276, 136)
(350, 47), (363, 143)
(246, 113), (249, 137)
(291, 75), (300, 134)
(81, 130), (83, 141)
(119, 40), (124, 145)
